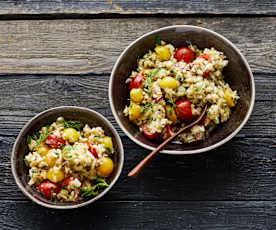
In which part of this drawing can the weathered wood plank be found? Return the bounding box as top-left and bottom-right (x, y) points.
(0, 200), (275, 230)
(1, 136), (276, 201)
(0, 0), (276, 16)
(0, 17), (276, 74)
(0, 74), (275, 138)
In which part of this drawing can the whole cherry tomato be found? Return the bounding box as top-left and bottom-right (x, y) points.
(174, 47), (195, 63)
(129, 73), (145, 90)
(61, 177), (75, 188)
(175, 99), (193, 121)
(38, 180), (61, 199)
(87, 141), (98, 158)
(162, 125), (174, 140)
(44, 134), (65, 149)
(142, 124), (159, 140)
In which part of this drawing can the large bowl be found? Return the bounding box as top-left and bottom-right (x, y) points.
(11, 106), (124, 209)
(109, 25), (255, 154)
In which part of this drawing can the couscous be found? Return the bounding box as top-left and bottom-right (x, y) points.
(24, 117), (115, 202)
(124, 39), (239, 143)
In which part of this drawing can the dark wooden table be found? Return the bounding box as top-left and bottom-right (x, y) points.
(0, 1), (276, 229)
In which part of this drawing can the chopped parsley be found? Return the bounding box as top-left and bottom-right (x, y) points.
(170, 69), (174, 74)
(78, 178), (109, 197)
(54, 152), (59, 157)
(65, 155), (72, 159)
(24, 157), (28, 165)
(62, 146), (73, 153)
(142, 101), (154, 113)
(195, 84), (203, 92)
(155, 37), (162, 46)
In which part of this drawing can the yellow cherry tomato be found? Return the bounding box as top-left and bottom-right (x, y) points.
(97, 157), (114, 177)
(129, 103), (142, 121)
(44, 153), (58, 168)
(155, 46), (171, 61)
(46, 167), (65, 183)
(165, 105), (178, 124)
(224, 88), (235, 107)
(37, 144), (50, 156)
(160, 77), (180, 89)
(130, 88), (144, 104)
(102, 136), (113, 154)
(63, 128), (80, 143)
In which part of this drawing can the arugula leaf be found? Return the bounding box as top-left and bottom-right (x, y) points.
(155, 37), (162, 46)
(62, 118), (83, 131)
(79, 178), (109, 197)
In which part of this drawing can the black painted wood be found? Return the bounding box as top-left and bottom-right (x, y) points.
(0, 0), (276, 17)
(0, 2), (275, 229)
(0, 200), (275, 230)
(0, 17), (276, 74)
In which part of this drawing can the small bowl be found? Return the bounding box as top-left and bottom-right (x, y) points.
(11, 106), (124, 209)
(109, 25), (255, 154)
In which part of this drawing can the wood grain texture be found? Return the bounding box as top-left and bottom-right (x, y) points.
(0, 200), (275, 230)
(0, 73), (275, 202)
(0, 17), (276, 74)
(0, 0), (276, 16)
(0, 74), (274, 138)
(2, 135), (276, 201)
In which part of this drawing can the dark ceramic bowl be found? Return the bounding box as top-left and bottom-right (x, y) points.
(11, 106), (124, 209)
(109, 25), (255, 154)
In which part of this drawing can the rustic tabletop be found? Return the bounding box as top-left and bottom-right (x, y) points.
(0, 1), (276, 229)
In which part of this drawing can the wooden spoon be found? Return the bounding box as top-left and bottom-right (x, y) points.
(128, 105), (207, 178)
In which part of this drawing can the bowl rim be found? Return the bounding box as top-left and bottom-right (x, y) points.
(11, 106), (124, 209)
(109, 25), (255, 155)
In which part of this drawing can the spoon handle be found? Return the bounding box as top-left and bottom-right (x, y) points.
(128, 105), (207, 178)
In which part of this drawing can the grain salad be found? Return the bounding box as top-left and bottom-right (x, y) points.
(123, 39), (239, 143)
(24, 117), (115, 202)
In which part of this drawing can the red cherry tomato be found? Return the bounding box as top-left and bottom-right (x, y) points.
(61, 177), (75, 188)
(175, 99), (193, 121)
(129, 73), (145, 90)
(87, 141), (98, 158)
(174, 47), (195, 63)
(142, 124), (159, 140)
(162, 125), (174, 140)
(38, 180), (61, 199)
(44, 134), (65, 149)
(199, 54), (211, 62)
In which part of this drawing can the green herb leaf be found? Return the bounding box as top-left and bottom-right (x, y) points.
(24, 157), (28, 165)
(27, 136), (32, 145)
(166, 99), (176, 115)
(29, 126), (50, 147)
(195, 84), (203, 92)
(155, 37), (162, 46)
(142, 101), (154, 113)
(50, 189), (56, 201)
(62, 146), (73, 153)
(65, 155), (72, 159)
(62, 118), (83, 131)
(79, 178), (109, 197)
(106, 147), (112, 153)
